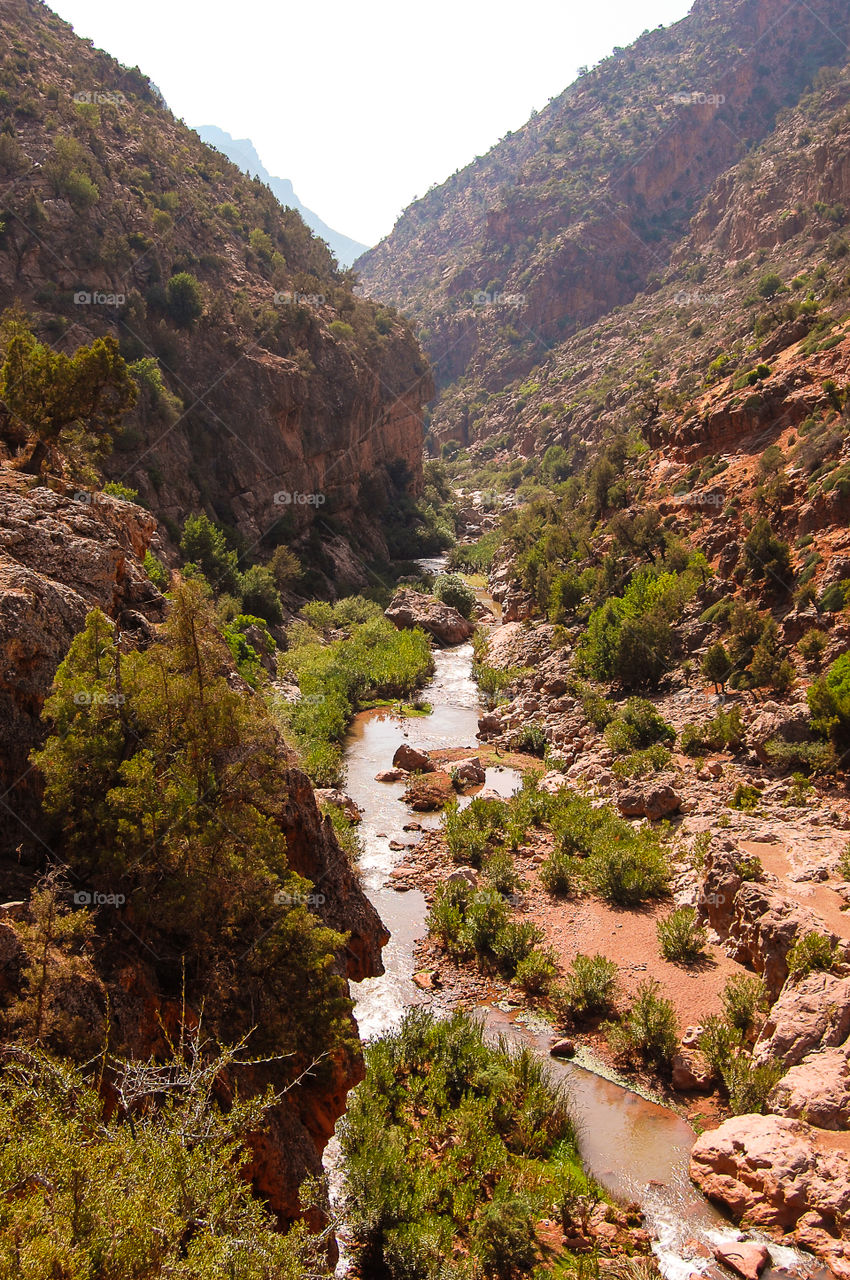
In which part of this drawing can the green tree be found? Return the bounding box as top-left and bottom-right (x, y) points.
(702, 641), (733, 694)
(179, 512), (241, 595)
(0, 309), (137, 470)
(165, 272), (204, 327)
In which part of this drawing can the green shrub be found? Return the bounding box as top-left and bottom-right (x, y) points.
(743, 517), (792, 592)
(656, 907), (707, 964)
(607, 980), (678, 1069)
(180, 512), (241, 595)
(433, 572), (476, 618)
(554, 953), (619, 1021)
(515, 723), (547, 756)
(239, 563), (283, 625)
(604, 698), (675, 752)
(329, 319), (354, 340)
(583, 827), (670, 906)
(165, 272), (203, 327)
(580, 570), (685, 688)
(700, 1016), (782, 1114)
(443, 797), (506, 867)
(0, 1045), (317, 1278)
(539, 848), (573, 896)
(515, 948), (558, 996)
(701, 642), (733, 693)
(492, 919), (544, 976)
(730, 783), (761, 811)
(798, 628), (828, 667)
(143, 548), (168, 590)
(483, 847), (524, 896)
(787, 930), (840, 977)
(680, 706), (745, 756)
(722, 973), (768, 1035)
(102, 481), (138, 502)
(611, 745), (671, 779)
(339, 1009), (576, 1280)
(809, 653), (850, 747)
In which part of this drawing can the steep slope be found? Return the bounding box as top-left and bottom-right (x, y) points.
(196, 125), (367, 268)
(357, 0), (850, 445)
(0, 0), (429, 570)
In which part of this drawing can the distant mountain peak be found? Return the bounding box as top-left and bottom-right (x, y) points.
(195, 125), (366, 268)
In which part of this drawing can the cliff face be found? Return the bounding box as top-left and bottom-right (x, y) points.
(356, 0), (850, 445)
(0, 0), (430, 562)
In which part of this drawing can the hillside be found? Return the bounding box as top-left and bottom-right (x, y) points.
(357, 0), (850, 449)
(0, 0), (429, 580)
(196, 125), (368, 268)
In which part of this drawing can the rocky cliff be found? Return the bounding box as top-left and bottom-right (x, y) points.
(356, 0), (850, 450)
(0, 0), (430, 567)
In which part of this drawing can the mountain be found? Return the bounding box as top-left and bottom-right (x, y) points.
(196, 124), (368, 267)
(356, 0), (850, 450)
(0, 0), (428, 576)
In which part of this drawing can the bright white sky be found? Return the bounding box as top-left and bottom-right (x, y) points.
(49, 0), (694, 246)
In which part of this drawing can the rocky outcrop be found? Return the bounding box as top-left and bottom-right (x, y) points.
(617, 779), (682, 822)
(0, 475), (165, 852)
(769, 1046), (850, 1130)
(690, 1114), (850, 1277)
(385, 590), (475, 646)
(393, 743), (435, 773)
(753, 971), (850, 1068)
(698, 845), (842, 998)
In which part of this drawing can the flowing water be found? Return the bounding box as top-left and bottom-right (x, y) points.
(329, 563), (820, 1280)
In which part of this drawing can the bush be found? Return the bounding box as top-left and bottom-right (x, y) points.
(722, 973), (768, 1035)
(607, 980), (678, 1069)
(492, 919), (543, 976)
(539, 847), (573, 896)
(700, 1016), (782, 1114)
(143, 548), (169, 590)
(515, 723), (547, 756)
(239, 563), (283, 625)
(604, 698), (675, 752)
(180, 512), (241, 595)
(787, 930), (840, 977)
(580, 570), (686, 688)
(611, 745), (671, 779)
(680, 706), (745, 756)
(730, 783), (762, 812)
(656, 907), (707, 964)
(809, 653), (850, 748)
(339, 1009), (575, 1280)
(701, 642), (733, 693)
(515, 948), (558, 996)
(743, 518), (793, 593)
(554, 953), (619, 1021)
(798, 628), (828, 668)
(583, 827), (670, 906)
(443, 797), (506, 867)
(165, 272), (203, 327)
(433, 572), (476, 618)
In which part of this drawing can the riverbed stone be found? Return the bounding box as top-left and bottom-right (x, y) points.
(393, 744), (434, 773)
(712, 1240), (770, 1280)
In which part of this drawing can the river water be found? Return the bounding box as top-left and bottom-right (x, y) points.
(329, 566), (818, 1280)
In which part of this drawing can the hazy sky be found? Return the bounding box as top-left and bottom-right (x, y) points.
(50, 0), (694, 246)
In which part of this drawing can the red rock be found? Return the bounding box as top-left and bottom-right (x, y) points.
(712, 1241), (770, 1280)
(392, 744), (434, 773)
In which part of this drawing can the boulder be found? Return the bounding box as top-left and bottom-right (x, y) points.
(478, 712), (502, 736)
(385, 589), (475, 646)
(690, 1114), (850, 1276)
(375, 768), (407, 782)
(769, 1046), (850, 1130)
(712, 1241), (770, 1280)
(617, 780), (682, 821)
(452, 757), (486, 788)
(550, 1038), (576, 1058)
(448, 866), (479, 888)
(313, 788), (362, 824)
(672, 1050), (714, 1092)
(539, 770), (571, 795)
(747, 702), (813, 766)
(392, 744), (434, 773)
(754, 971), (850, 1066)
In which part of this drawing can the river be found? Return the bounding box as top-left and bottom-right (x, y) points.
(328, 564), (819, 1280)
